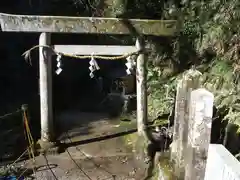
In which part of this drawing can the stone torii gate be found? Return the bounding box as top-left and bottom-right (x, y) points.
(0, 13), (177, 150)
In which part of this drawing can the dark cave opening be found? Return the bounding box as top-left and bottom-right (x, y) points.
(52, 56), (134, 112)
(0, 32), (137, 143)
(50, 33), (137, 115)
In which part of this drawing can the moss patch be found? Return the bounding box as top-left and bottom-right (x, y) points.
(154, 151), (175, 180)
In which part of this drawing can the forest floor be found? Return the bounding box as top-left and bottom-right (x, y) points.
(16, 111), (146, 180)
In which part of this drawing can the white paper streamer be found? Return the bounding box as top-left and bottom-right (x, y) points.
(55, 54), (63, 75)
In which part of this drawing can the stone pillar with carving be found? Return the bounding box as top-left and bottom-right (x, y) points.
(170, 69), (202, 178)
(185, 88), (214, 180)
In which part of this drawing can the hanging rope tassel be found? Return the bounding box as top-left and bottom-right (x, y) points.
(125, 55), (136, 75)
(55, 54), (63, 75)
(89, 53), (100, 78)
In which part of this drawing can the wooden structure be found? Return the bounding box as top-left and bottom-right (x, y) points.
(0, 13), (177, 147)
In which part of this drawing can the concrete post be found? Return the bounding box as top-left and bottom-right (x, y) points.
(39, 32), (53, 142)
(185, 88), (214, 180)
(170, 69), (202, 178)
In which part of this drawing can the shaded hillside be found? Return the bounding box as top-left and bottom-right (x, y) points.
(147, 0), (240, 124)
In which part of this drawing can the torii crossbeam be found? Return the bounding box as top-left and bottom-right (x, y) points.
(0, 13), (177, 35)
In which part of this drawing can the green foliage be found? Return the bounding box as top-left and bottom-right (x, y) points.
(144, 0), (240, 124)
(0, 165), (25, 178)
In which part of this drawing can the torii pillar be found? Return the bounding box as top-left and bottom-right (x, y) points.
(38, 32), (55, 149)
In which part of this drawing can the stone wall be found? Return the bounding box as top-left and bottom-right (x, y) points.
(205, 144), (240, 180)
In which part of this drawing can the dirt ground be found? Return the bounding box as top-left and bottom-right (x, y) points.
(18, 111), (146, 180)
